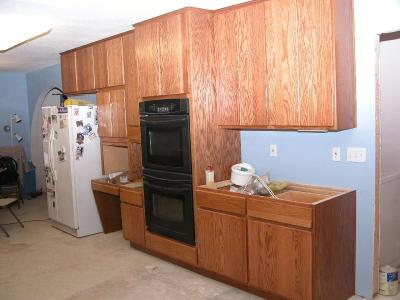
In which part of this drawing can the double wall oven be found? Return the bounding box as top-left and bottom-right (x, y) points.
(140, 99), (195, 245)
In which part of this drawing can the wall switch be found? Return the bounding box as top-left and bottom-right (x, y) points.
(332, 147), (341, 161)
(347, 147), (367, 163)
(270, 144), (278, 157)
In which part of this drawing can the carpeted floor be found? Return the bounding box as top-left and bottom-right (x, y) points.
(0, 195), (398, 300)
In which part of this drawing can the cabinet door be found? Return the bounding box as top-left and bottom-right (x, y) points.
(298, 0), (334, 127)
(121, 202), (145, 246)
(159, 13), (186, 95)
(197, 208), (247, 283)
(93, 42), (108, 89)
(96, 91), (112, 137)
(122, 31), (139, 127)
(110, 88), (127, 137)
(215, 10), (239, 126)
(106, 37), (125, 87)
(75, 46), (95, 91)
(215, 3), (267, 126)
(235, 3), (267, 126)
(135, 21), (160, 97)
(60, 51), (77, 93)
(248, 219), (312, 300)
(265, 0), (299, 126)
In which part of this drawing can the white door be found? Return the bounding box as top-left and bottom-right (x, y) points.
(51, 107), (78, 229)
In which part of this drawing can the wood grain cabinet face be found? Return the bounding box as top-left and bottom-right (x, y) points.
(106, 37), (125, 87)
(197, 208), (247, 283)
(135, 12), (186, 98)
(215, 3), (267, 126)
(248, 219), (312, 300)
(60, 51), (77, 93)
(96, 91), (112, 137)
(75, 46), (95, 92)
(121, 202), (145, 246)
(93, 42), (108, 89)
(110, 88), (127, 138)
(96, 89), (127, 138)
(122, 31), (140, 127)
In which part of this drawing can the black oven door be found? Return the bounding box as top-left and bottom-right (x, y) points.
(140, 114), (191, 174)
(143, 170), (195, 245)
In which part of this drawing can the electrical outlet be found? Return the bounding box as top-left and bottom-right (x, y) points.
(332, 147), (341, 161)
(347, 147), (367, 163)
(270, 144), (278, 157)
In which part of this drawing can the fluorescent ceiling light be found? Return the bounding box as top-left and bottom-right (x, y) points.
(0, 14), (52, 52)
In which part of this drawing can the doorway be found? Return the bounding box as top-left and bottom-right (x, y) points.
(376, 30), (400, 292)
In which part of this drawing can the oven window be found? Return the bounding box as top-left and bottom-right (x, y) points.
(151, 192), (184, 223)
(147, 127), (183, 167)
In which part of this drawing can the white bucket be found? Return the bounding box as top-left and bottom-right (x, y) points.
(379, 265), (399, 296)
(230, 163), (255, 186)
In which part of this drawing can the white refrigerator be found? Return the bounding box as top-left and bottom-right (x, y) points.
(41, 105), (103, 237)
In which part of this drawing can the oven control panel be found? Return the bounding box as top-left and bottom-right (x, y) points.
(140, 99), (189, 115)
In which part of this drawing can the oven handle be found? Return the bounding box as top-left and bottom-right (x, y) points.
(144, 181), (192, 192)
(144, 174), (192, 183)
(140, 116), (188, 123)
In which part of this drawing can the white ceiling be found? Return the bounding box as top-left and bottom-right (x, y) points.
(0, 0), (242, 73)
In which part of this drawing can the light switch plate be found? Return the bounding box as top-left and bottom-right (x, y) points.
(270, 144), (277, 157)
(332, 147), (341, 161)
(347, 147), (367, 163)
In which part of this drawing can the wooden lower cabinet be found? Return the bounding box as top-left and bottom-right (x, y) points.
(196, 208), (247, 283)
(248, 219), (312, 300)
(121, 202), (145, 247)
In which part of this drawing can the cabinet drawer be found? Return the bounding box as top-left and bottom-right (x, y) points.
(196, 189), (246, 215)
(120, 188), (143, 207)
(247, 197), (312, 228)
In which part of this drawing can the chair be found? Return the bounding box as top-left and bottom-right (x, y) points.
(0, 197), (24, 237)
(0, 156), (23, 208)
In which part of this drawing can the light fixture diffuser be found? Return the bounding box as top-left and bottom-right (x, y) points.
(0, 14), (52, 52)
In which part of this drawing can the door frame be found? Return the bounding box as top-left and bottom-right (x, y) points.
(374, 29), (400, 295)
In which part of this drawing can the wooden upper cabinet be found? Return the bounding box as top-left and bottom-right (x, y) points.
(197, 208), (247, 283)
(96, 88), (127, 138)
(215, 2), (267, 126)
(122, 31), (139, 127)
(75, 46), (95, 92)
(248, 219), (312, 299)
(215, 0), (355, 131)
(159, 13), (185, 96)
(60, 51), (77, 93)
(298, 0), (334, 127)
(135, 21), (160, 97)
(96, 91), (112, 137)
(135, 12), (187, 98)
(265, 0), (299, 126)
(106, 37), (125, 87)
(110, 88), (127, 137)
(93, 42), (108, 89)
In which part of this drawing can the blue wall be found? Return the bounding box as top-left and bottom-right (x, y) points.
(26, 64), (62, 123)
(0, 72), (31, 156)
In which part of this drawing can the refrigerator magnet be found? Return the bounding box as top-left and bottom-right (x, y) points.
(51, 115), (57, 123)
(76, 146), (84, 159)
(88, 132), (97, 140)
(59, 120), (64, 129)
(57, 147), (66, 161)
(74, 107), (79, 116)
(76, 133), (84, 144)
(82, 123), (92, 135)
(76, 120), (83, 127)
(87, 111), (92, 118)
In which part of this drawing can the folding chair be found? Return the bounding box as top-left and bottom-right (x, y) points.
(0, 197), (24, 237)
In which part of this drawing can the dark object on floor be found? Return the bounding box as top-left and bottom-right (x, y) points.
(22, 161), (36, 199)
(0, 156), (23, 207)
(0, 197), (24, 237)
(30, 189), (43, 199)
